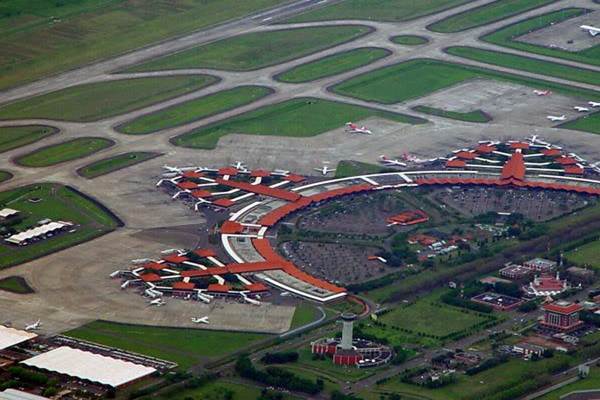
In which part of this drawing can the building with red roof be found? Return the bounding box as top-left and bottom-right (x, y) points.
(387, 210), (429, 225)
(162, 254), (189, 264)
(542, 148), (561, 157)
(501, 152), (526, 181)
(207, 284), (231, 294)
(285, 174), (305, 183)
(177, 181), (197, 190)
(564, 166), (584, 175)
(217, 167), (238, 176)
(143, 262), (166, 271)
(510, 142), (530, 150)
(194, 248), (217, 258)
(556, 157), (577, 166)
(476, 144), (496, 153)
(182, 171), (204, 179)
(540, 301), (583, 332)
(250, 170), (271, 178)
(446, 159), (466, 168)
(190, 189), (213, 199)
(456, 151), (477, 160)
(524, 273), (568, 297)
(220, 220), (244, 234)
(245, 283), (269, 293)
(212, 198), (235, 208)
(172, 281), (195, 291)
(140, 273), (162, 283)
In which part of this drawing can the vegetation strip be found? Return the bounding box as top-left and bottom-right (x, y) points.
(15, 137), (115, 168)
(412, 105), (491, 123)
(0, 276), (34, 294)
(391, 35), (430, 45)
(77, 152), (162, 179)
(0, 125), (58, 153)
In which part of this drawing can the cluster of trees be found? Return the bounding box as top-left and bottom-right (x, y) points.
(235, 356), (323, 395)
(440, 291), (493, 314)
(378, 233), (418, 267)
(2, 367), (60, 398)
(260, 351), (299, 364)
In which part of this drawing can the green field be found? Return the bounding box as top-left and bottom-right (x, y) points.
(65, 321), (269, 369)
(117, 86), (272, 135)
(0, 171), (12, 184)
(560, 112), (600, 135)
(151, 380), (299, 400)
(391, 35), (430, 45)
(16, 137), (114, 167)
(0, 125), (58, 153)
(565, 239), (600, 269)
(285, 0), (472, 23)
(0, 0), (288, 90)
(0, 183), (120, 268)
(413, 105), (491, 123)
(335, 160), (392, 178)
(447, 46), (600, 86)
(275, 47), (390, 83)
(428, 0), (558, 33)
(290, 303), (319, 329)
(482, 8), (600, 66)
(535, 368), (600, 400)
(77, 152), (161, 179)
(0, 76), (216, 122)
(0, 276), (34, 294)
(173, 97), (426, 149)
(331, 58), (600, 104)
(127, 26), (371, 72)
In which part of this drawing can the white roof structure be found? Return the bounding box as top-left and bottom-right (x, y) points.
(0, 389), (49, 400)
(0, 325), (37, 350)
(0, 208), (18, 218)
(22, 347), (156, 388)
(5, 221), (72, 245)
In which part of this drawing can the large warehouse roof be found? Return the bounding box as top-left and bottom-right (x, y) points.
(0, 325), (37, 350)
(0, 389), (49, 400)
(22, 347), (156, 387)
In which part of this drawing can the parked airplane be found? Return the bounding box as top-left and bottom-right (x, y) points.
(547, 115), (567, 122)
(314, 165), (335, 175)
(149, 298), (165, 307)
(588, 101), (600, 107)
(574, 106), (590, 112)
(533, 89), (552, 96)
(402, 153), (435, 164)
(379, 155), (407, 167)
(231, 161), (246, 170)
(25, 320), (42, 331)
(191, 316), (209, 324)
(345, 122), (372, 134)
(163, 165), (197, 173)
(581, 25), (600, 36)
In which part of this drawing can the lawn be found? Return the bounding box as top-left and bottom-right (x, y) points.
(482, 8), (600, 66)
(126, 26), (372, 72)
(172, 97), (426, 149)
(412, 105), (491, 123)
(565, 239), (600, 270)
(0, 171), (12, 184)
(0, 0), (288, 90)
(117, 86), (272, 135)
(560, 112), (600, 135)
(0, 183), (120, 269)
(290, 303), (319, 329)
(535, 367), (600, 400)
(446, 46), (600, 86)
(285, 0), (472, 23)
(289, 347), (376, 382)
(0, 276), (34, 294)
(0, 76), (217, 122)
(65, 320), (269, 370)
(76, 152), (161, 179)
(428, 0), (558, 33)
(151, 380), (300, 400)
(15, 137), (114, 167)
(335, 160), (393, 178)
(275, 47), (390, 83)
(391, 35), (430, 45)
(0, 125), (58, 153)
(331, 58), (600, 104)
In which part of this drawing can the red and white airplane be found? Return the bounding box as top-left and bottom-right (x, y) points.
(379, 155), (407, 167)
(345, 122), (372, 135)
(533, 89), (552, 96)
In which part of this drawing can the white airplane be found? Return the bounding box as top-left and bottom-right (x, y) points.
(581, 25), (600, 36)
(533, 89), (552, 96)
(574, 106), (590, 112)
(402, 152), (434, 164)
(314, 165), (335, 175)
(191, 316), (209, 324)
(547, 115), (567, 122)
(163, 165), (198, 173)
(345, 122), (372, 135)
(231, 161), (245, 170)
(25, 320), (42, 331)
(379, 155), (407, 167)
(149, 298), (165, 307)
(588, 101), (600, 107)
(272, 169), (290, 175)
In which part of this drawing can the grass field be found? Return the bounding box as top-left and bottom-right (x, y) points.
(0, 276), (34, 294)
(0, 76), (216, 122)
(173, 97), (426, 149)
(331, 58), (600, 104)
(391, 35), (430, 45)
(446, 46), (600, 86)
(286, 347), (376, 382)
(151, 380), (299, 400)
(482, 8), (600, 66)
(0, 125), (58, 153)
(275, 47), (390, 83)
(0, 0), (288, 90)
(0, 183), (120, 269)
(560, 112), (600, 135)
(335, 160), (392, 178)
(117, 86), (272, 135)
(15, 137), (114, 167)
(565, 239), (600, 270)
(65, 320), (269, 369)
(285, 0), (472, 23)
(127, 26), (371, 72)
(412, 105), (491, 122)
(535, 367), (600, 400)
(290, 303), (319, 329)
(77, 152), (161, 179)
(0, 171), (12, 184)
(428, 0), (558, 33)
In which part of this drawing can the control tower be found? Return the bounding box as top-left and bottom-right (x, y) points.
(340, 312), (357, 350)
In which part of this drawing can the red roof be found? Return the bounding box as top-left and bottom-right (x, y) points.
(193, 248), (217, 258)
(172, 281), (195, 291)
(182, 171), (204, 179)
(258, 197), (313, 226)
(218, 167), (238, 176)
(476, 144), (496, 153)
(285, 174), (305, 183)
(207, 283), (231, 293)
(221, 220), (244, 234)
(308, 184), (373, 203)
(543, 302), (582, 315)
(501, 152), (526, 181)
(142, 262), (166, 271)
(387, 210), (429, 225)
(212, 198), (235, 208)
(533, 275), (564, 291)
(140, 273), (162, 283)
(250, 169), (271, 178)
(446, 159), (466, 168)
(510, 142), (530, 150)
(190, 189), (213, 199)
(246, 283), (269, 292)
(215, 178), (302, 202)
(162, 254), (189, 264)
(564, 166), (584, 175)
(542, 148), (561, 157)
(556, 157), (577, 165)
(456, 151), (477, 160)
(177, 181), (197, 190)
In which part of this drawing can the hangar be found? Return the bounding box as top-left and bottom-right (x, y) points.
(0, 326), (37, 350)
